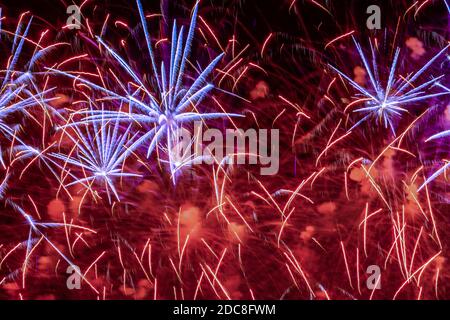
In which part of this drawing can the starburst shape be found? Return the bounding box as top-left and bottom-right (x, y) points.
(51, 109), (141, 203)
(329, 37), (449, 135)
(49, 0), (241, 184)
(0, 11), (58, 167)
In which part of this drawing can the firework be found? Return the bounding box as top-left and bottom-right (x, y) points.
(49, 0), (241, 184)
(329, 37), (449, 135)
(50, 107), (142, 203)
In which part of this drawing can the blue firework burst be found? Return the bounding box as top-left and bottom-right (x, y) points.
(0, 12), (58, 167)
(48, 0), (241, 184)
(329, 37), (449, 135)
(50, 108), (141, 203)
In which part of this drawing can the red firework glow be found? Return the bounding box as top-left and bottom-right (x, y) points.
(0, 0), (448, 301)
